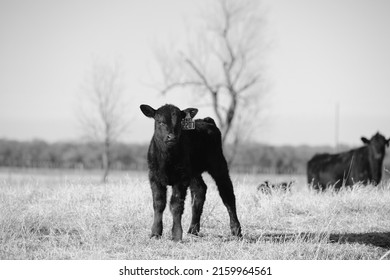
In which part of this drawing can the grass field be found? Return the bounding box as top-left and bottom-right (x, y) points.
(1, 168), (390, 260)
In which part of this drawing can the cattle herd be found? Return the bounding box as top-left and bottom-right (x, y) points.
(141, 103), (389, 241)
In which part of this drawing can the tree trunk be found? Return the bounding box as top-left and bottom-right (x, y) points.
(102, 138), (110, 183)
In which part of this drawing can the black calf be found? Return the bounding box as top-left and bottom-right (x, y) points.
(140, 104), (242, 241)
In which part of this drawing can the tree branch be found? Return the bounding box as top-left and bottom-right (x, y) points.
(160, 81), (204, 95)
(153, 0), (266, 151)
(183, 57), (213, 92)
(183, 57), (225, 127)
(237, 76), (259, 93)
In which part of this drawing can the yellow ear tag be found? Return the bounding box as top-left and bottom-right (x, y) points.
(181, 112), (195, 130)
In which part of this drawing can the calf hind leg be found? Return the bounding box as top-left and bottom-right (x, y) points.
(188, 176), (207, 235)
(209, 158), (242, 237)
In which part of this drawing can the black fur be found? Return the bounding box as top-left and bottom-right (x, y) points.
(307, 132), (390, 190)
(140, 104), (241, 241)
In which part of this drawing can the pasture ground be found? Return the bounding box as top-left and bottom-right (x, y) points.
(1, 168), (390, 260)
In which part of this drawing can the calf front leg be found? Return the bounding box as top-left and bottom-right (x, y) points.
(150, 181), (167, 239)
(188, 176), (207, 235)
(170, 184), (188, 242)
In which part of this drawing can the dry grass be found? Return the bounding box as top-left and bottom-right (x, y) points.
(0, 169), (390, 259)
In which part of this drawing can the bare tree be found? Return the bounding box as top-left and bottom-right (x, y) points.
(155, 0), (267, 153)
(78, 60), (129, 182)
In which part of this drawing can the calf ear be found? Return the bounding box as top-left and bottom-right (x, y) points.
(140, 104), (156, 118)
(387, 138), (390, 147)
(361, 137), (370, 144)
(182, 108), (198, 119)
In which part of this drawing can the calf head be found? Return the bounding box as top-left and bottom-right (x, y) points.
(140, 104), (198, 148)
(361, 132), (390, 160)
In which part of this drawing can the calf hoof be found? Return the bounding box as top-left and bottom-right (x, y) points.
(171, 233), (183, 242)
(171, 236), (182, 242)
(172, 229), (183, 242)
(231, 226), (242, 238)
(150, 233), (162, 239)
(187, 225), (200, 236)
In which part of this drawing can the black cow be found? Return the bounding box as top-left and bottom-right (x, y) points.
(307, 132), (390, 190)
(140, 104), (241, 241)
(257, 180), (294, 194)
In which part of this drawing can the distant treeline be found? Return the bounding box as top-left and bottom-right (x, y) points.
(0, 139), (147, 171)
(0, 139), (389, 174)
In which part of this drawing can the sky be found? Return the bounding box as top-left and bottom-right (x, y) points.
(1, 0), (390, 146)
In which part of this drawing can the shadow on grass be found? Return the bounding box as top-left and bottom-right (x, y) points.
(29, 224), (390, 250)
(243, 231), (390, 249)
(328, 232), (390, 249)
